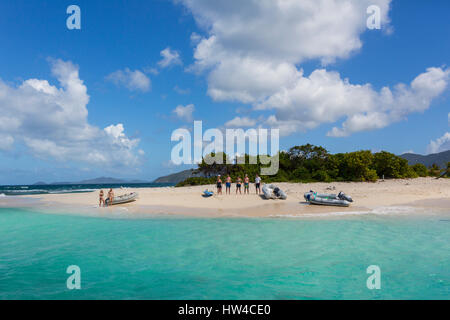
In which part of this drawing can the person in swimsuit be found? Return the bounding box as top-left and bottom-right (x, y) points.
(236, 177), (242, 194)
(99, 190), (105, 207)
(244, 174), (250, 194)
(107, 188), (114, 206)
(216, 175), (223, 195)
(255, 174), (261, 195)
(226, 175), (232, 194)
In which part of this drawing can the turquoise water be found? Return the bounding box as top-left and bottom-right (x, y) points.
(0, 208), (449, 300)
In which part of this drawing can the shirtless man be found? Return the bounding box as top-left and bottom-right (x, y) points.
(236, 177), (242, 194)
(226, 175), (232, 194)
(244, 174), (250, 195)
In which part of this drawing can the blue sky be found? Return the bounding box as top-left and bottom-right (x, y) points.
(0, 0), (449, 185)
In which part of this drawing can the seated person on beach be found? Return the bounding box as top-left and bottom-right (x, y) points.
(226, 175), (232, 194)
(255, 175), (261, 194)
(236, 177), (242, 194)
(99, 190), (105, 207)
(216, 175), (223, 195)
(244, 174), (250, 194)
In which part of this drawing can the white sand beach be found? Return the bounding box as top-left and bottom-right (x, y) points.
(4, 177), (449, 218)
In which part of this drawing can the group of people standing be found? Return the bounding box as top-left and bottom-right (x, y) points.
(216, 174), (262, 195)
(99, 188), (114, 207)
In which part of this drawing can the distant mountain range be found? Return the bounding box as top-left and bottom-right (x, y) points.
(152, 169), (205, 184)
(400, 150), (450, 168)
(33, 177), (151, 186)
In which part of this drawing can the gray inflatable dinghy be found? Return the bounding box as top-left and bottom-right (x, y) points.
(304, 191), (353, 207)
(106, 192), (138, 206)
(262, 184), (287, 200)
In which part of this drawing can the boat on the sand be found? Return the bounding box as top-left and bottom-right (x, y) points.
(262, 184), (287, 200)
(304, 191), (353, 207)
(106, 192), (138, 206)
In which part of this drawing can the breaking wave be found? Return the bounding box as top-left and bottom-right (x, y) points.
(271, 206), (421, 218)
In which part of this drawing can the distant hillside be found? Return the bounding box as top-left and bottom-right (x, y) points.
(33, 177), (150, 185)
(32, 181), (47, 186)
(77, 177), (149, 185)
(400, 150), (450, 168)
(153, 169), (205, 184)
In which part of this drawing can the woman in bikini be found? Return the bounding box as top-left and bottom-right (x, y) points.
(236, 177), (242, 194)
(216, 175), (223, 195)
(99, 190), (105, 207)
(107, 188), (114, 206)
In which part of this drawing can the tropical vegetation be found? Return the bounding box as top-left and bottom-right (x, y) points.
(176, 144), (450, 187)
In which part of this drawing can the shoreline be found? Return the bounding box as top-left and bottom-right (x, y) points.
(1, 178), (449, 218)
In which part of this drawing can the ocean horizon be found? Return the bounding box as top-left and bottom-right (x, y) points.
(0, 183), (175, 197)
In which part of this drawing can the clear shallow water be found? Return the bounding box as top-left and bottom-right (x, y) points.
(0, 208), (448, 300)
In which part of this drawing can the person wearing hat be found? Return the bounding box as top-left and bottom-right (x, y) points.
(216, 175), (223, 195)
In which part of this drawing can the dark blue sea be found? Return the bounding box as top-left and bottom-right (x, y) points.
(0, 183), (175, 196)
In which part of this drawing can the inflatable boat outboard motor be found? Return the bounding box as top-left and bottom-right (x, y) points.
(338, 192), (353, 202)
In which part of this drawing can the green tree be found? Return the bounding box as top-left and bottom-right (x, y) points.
(176, 177), (215, 187)
(411, 163), (428, 177)
(176, 144), (432, 186)
(292, 167), (311, 181)
(312, 169), (330, 182)
(428, 163), (441, 177)
(372, 151), (412, 178)
(288, 144), (329, 173)
(338, 151), (377, 181)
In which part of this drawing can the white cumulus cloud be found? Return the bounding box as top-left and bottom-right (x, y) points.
(106, 68), (151, 92)
(427, 112), (450, 154)
(158, 47), (182, 68)
(173, 104), (195, 122)
(225, 117), (257, 128)
(176, 0), (449, 137)
(253, 67), (449, 136)
(427, 132), (450, 154)
(0, 59), (142, 167)
(181, 0), (391, 102)
(0, 134), (14, 151)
